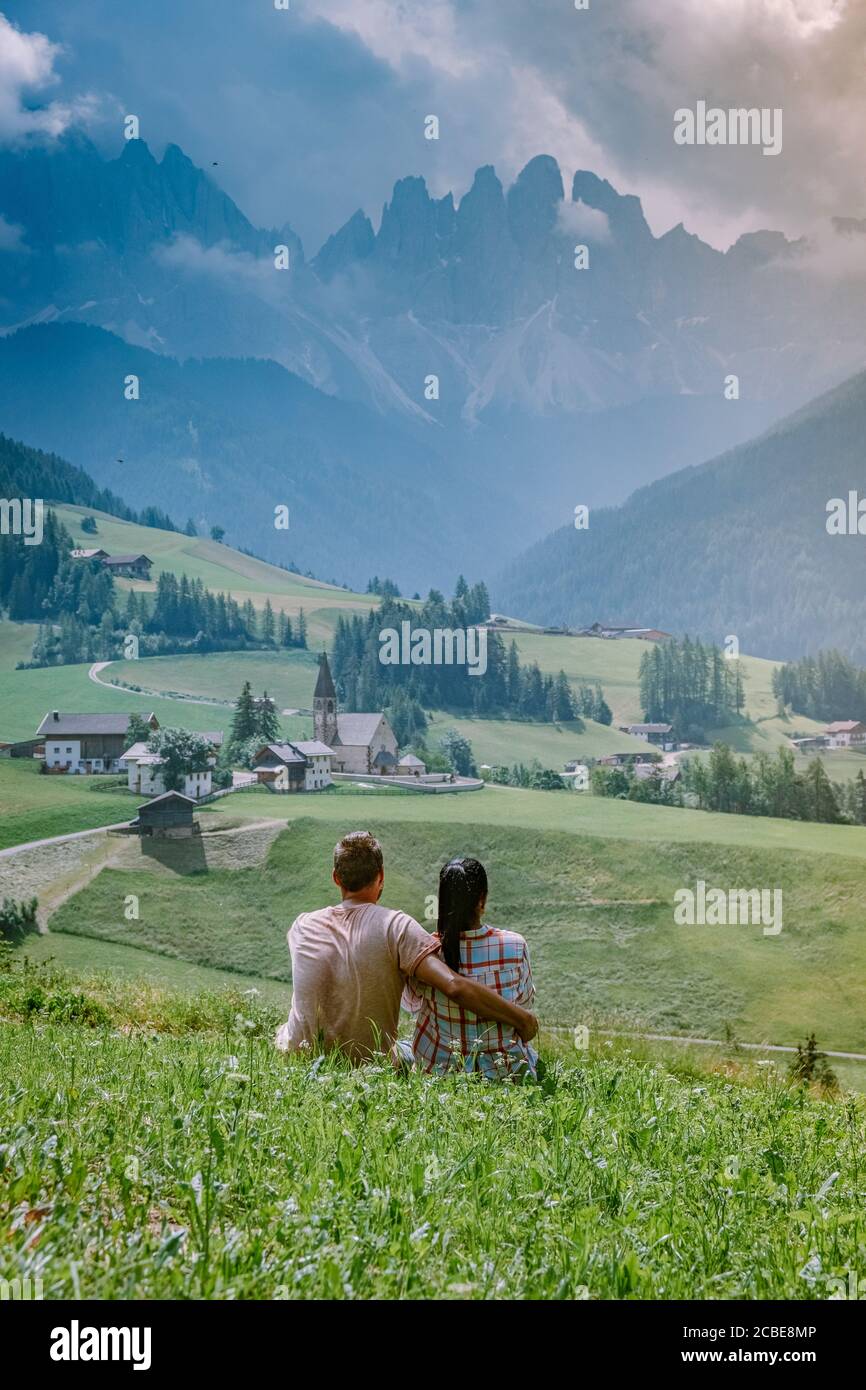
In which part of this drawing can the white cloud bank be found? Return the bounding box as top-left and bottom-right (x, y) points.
(0, 12), (97, 144)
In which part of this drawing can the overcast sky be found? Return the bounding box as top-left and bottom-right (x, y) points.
(2, 0), (862, 255)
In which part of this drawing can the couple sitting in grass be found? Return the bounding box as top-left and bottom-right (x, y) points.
(276, 830), (539, 1079)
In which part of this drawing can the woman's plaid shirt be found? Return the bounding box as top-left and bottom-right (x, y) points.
(401, 924), (537, 1079)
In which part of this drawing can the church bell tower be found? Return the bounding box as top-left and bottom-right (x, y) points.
(314, 650), (338, 747)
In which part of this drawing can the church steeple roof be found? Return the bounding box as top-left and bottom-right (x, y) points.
(314, 650), (336, 700)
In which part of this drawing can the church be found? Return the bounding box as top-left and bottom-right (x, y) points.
(313, 651), (401, 775)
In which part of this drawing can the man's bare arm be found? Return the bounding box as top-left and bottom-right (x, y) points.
(413, 953), (538, 1043)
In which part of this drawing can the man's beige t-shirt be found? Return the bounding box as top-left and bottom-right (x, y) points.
(275, 901), (439, 1062)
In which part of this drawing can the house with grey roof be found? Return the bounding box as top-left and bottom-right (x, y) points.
(119, 735), (219, 800)
(36, 710), (159, 773)
(312, 653), (399, 775)
(397, 752), (426, 777)
(100, 553), (153, 579)
(252, 738), (334, 791)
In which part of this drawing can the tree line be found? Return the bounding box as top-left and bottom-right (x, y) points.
(682, 744), (866, 825)
(7, 530), (308, 666)
(0, 432), (177, 532)
(639, 637), (745, 740)
(592, 743), (866, 826)
(772, 650), (866, 723)
(331, 581), (600, 726)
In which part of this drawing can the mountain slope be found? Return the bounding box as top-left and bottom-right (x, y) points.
(0, 432), (139, 522)
(3, 136), (862, 490)
(494, 370), (866, 662)
(0, 323), (489, 591)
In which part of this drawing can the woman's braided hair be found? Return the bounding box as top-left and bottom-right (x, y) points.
(437, 857), (488, 972)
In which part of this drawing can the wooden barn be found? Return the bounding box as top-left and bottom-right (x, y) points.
(130, 791), (197, 837)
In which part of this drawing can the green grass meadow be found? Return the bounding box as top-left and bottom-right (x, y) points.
(44, 815), (866, 1053)
(0, 975), (862, 1299)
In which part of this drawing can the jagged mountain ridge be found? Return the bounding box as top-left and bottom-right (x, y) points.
(2, 132), (866, 584)
(3, 133), (863, 424)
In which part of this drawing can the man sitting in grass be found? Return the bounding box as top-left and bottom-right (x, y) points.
(275, 830), (538, 1065)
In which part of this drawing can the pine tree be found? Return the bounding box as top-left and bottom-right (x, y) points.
(553, 670), (574, 721)
(805, 758), (841, 823)
(297, 608), (307, 648)
(184, 518), (197, 537)
(230, 681), (258, 745)
(261, 599), (275, 645)
(506, 641), (521, 707)
(257, 690), (280, 743)
(593, 684), (613, 725)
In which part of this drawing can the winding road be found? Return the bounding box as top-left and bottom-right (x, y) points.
(88, 661), (231, 708)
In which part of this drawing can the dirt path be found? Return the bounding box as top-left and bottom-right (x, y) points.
(1, 817), (287, 922)
(0, 822), (130, 859)
(0, 831), (126, 927)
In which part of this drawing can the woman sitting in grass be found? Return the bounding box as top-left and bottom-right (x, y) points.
(402, 857), (538, 1080)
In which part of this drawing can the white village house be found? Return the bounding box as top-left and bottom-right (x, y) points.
(824, 721), (866, 749)
(397, 753), (426, 778)
(120, 732), (223, 800)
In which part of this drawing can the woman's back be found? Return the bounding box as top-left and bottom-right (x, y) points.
(404, 924), (537, 1079)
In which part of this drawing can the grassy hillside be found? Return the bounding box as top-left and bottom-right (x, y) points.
(0, 764), (140, 850)
(0, 620), (38, 672)
(0, 638), (313, 747)
(47, 815), (866, 1052)
(3, 505), (831, 772)
(1, 965), (862, 1299)
(53, 503), (378, 641)
(513, 632), (827, 748)
(2, 615), (804, 769)
(202, 781), (866, 860)
(106, 647), (320, 711)
(20, 932), (291, 1007)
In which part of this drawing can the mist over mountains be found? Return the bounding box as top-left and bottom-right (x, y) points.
(1, 131), (866, 598)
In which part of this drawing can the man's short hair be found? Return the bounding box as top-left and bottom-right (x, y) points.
(333, 831), (383, 891)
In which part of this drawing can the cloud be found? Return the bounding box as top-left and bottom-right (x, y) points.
(153, 235), (290, 303)
(0, 12), (96, 142)
(557, 200), (610, 242)
(772, 220), (866, 281)
(455, 0), (861, 246)
(10, 0), (865, 253)
(322, 0), (865, 247)
(317, 0), (478, 80)
(0, 213), (26, 251)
